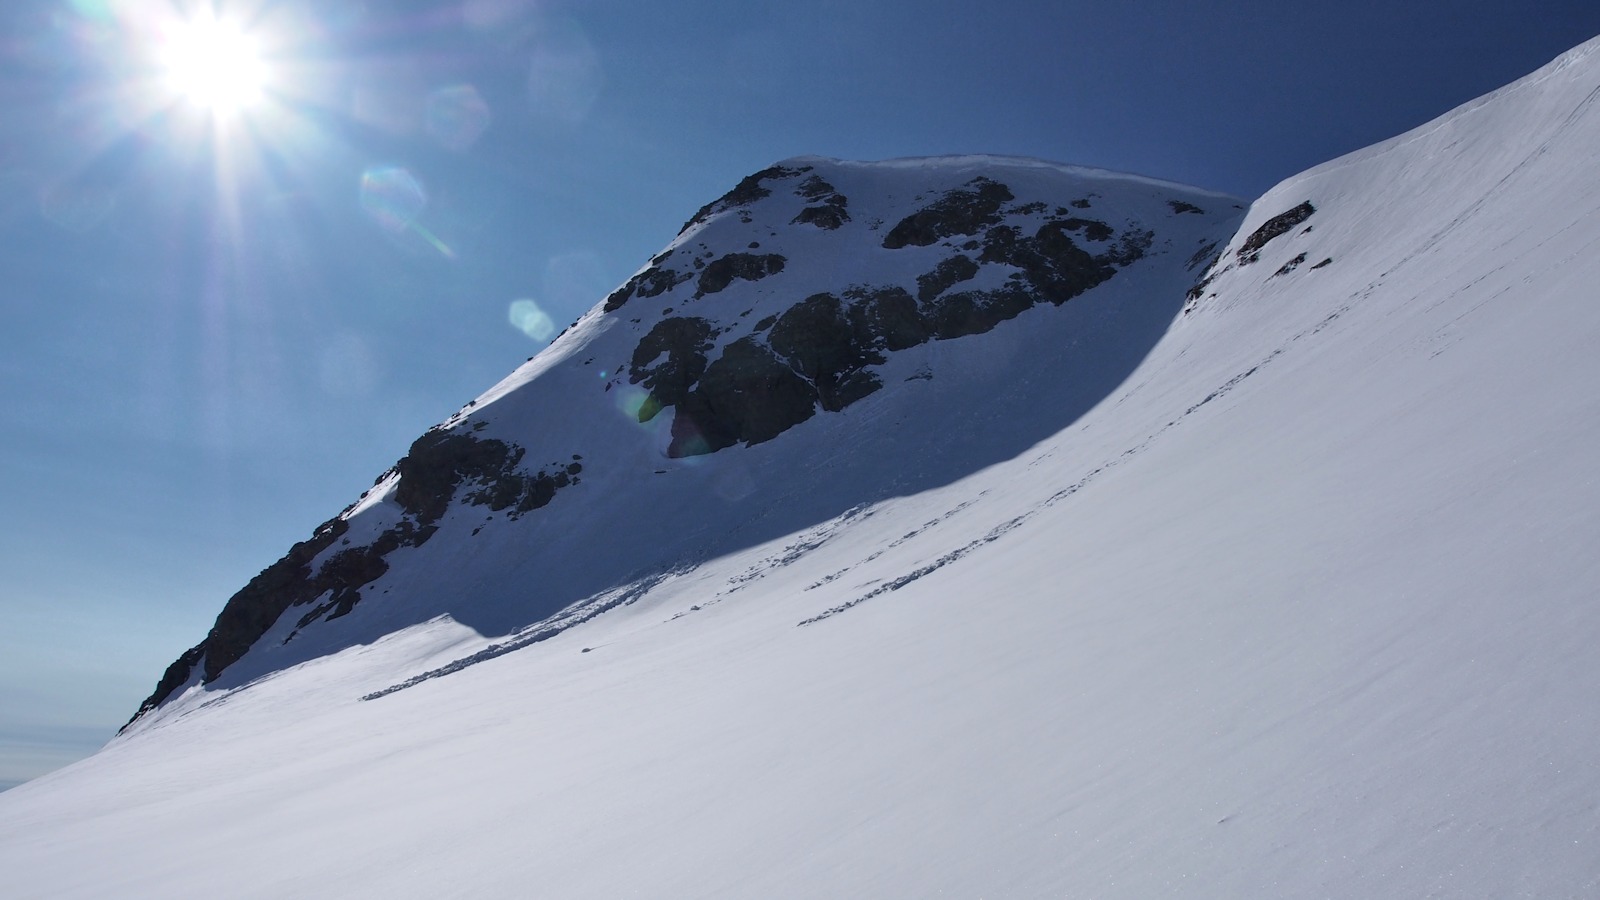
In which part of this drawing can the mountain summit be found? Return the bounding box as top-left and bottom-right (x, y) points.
(6, 36), (1600, 899)
(126, 155), (1244, 723)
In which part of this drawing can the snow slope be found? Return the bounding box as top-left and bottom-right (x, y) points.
(4, 36), (1600, 898)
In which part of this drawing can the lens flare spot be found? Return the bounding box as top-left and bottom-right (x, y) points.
(615, 385), (652, 421)
(359, 166), (426, 233)
(508, 299), (555, 342)
(68, 0), (112, 21)
(359, 167), (456, 259)
(426, 85), (491, 151)
(672, 425), (711, 459)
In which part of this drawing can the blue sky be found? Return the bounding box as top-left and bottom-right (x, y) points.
(2, 0), (1597, 789)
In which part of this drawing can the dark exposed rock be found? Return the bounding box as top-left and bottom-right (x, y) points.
(629, 316), (715, 421)
(127, 426), (581, 720)
(396, 431), (522, 524)
(1237, 201), (1316, 264)
(396, 430), (573, 523)
(882, 177), (1015, 249)
(981, 220), (1117, 304)
(671, 338), (818, 456)
(1311, 257), (1334, 270)
(124, 643), (205, 729)
(788, 175), (854, 228)
(1187, 241), (1221, 272)
(603, 264), (692, 312)
(696, 253), (787, 297)
(1030, 219), (1107, 285)
(1071, 198), (1092, 209)
(679, 164), (810, 235)
(666, 292), (891, 456)
(797, 180), (839, 219)
(126, 507), (446, 725)
(636, 268), (688, 298)
(466, 468), (569, 517)
(604, 283), (634, 313)
(1186, 268), (1223, 304)
(1273, 252), (1309, 277)
(924, 285), (1036, 340)
(316, 548), (391, 623)
(916, 254), (980, 302)
(1102, 227), (1154, 267)
(648, 195), (1156, 455)
(844, 286), (929, 351)
(289, 519), (439, 629)
(793, 203), (850, 230)
(1056, 218), (1114, 242)
(197, 516), (352, 680)
(1168, 199), (1205, 215)
(796, 174), (837, 201)
(768, 293), (885, 411)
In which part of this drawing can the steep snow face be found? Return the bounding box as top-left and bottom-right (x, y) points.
(8, 37), (1600, 900)
(123, 155), (1244, 723)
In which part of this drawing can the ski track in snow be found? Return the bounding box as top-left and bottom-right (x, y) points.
(362, 564), (693, 700)
(722, 503), (878, 591)
(795, 259), (1407, 627)
(798, 347), (1292, 625)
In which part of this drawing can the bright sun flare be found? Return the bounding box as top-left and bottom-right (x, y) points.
(162, 16), (267, 113)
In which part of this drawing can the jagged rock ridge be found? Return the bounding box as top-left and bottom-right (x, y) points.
(621, 166), (1163, 457)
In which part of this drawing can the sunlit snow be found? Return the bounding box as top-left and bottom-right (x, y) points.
(4, 36), (1600, 900)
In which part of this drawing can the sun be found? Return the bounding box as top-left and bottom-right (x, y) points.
(161, 14), (268, 114)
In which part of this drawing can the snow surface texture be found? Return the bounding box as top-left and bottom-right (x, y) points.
(5, 36), (1600, 898)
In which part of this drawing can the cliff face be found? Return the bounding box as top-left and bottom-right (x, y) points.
(128, 155), (1243, 723)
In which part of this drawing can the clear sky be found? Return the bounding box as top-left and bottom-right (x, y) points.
(2, 0), (1597, 790)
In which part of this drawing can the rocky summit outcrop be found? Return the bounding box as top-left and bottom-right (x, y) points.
(622, 166), (1164, 457)
(128, 156), (1241, 726)
(127, 428), (583, 723)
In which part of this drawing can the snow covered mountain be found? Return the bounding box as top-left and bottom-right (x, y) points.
(120, 153), (1245, 723)
(5, 35), (1600, 898)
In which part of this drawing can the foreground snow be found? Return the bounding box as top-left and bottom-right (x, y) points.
(4, 37), (1600, 899)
